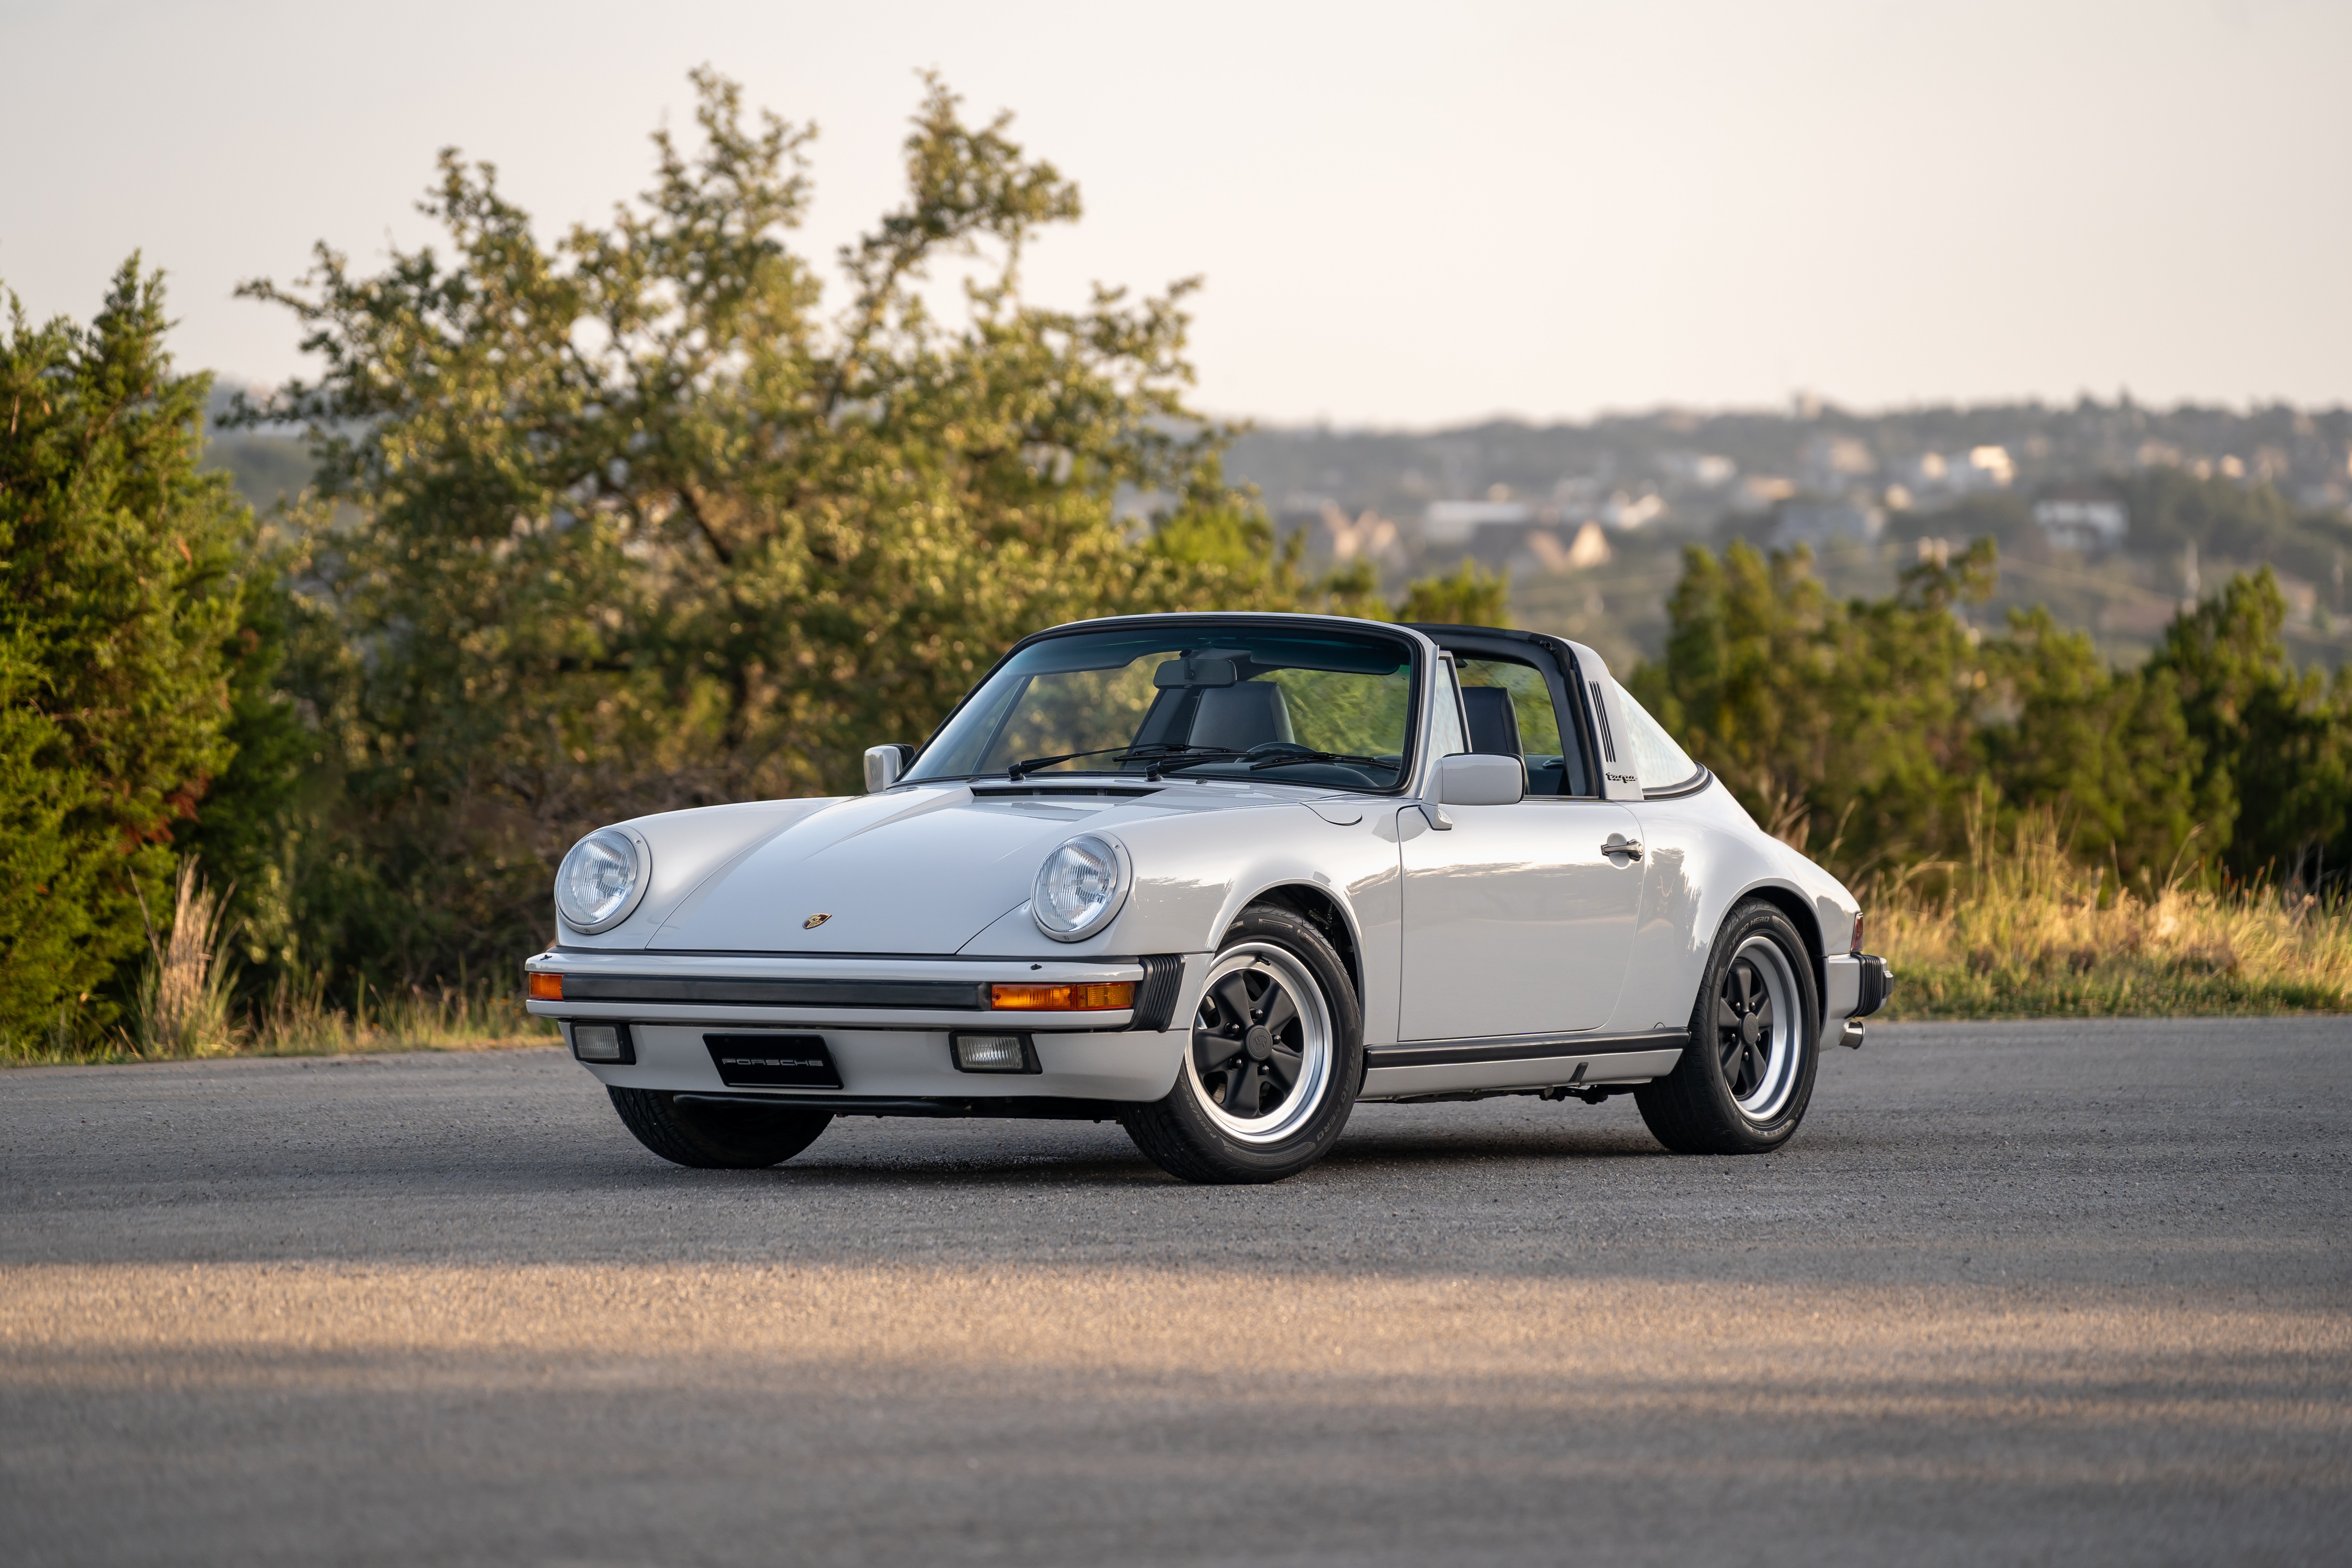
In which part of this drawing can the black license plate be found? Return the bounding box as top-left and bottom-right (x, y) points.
(703, 1033), (842, 1090)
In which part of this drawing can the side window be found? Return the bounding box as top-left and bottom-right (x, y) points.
(1458, 655), (1588, 796)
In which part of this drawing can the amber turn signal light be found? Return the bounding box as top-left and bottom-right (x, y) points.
(989, 981), (1135, 1012)
(528, 972), (564, 1001)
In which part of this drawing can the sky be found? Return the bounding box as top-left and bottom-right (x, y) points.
(4, 0), (2347, 428)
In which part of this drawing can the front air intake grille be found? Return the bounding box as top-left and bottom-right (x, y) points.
(1131, 955), (1187, 1033)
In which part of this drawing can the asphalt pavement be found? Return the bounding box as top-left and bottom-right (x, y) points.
(3, 1017), (2348, 1566)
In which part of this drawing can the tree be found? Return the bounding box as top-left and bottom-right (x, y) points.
(1979, 607), (2205, 891)
(0, 262), (259, 1047)
(1637, 537), (2347, 895)
(2148, 570), (2352, 882)
(234, 71), (1304, 986)
(1634, 538), (1996, 874)
(1397, 557), (1507, 626)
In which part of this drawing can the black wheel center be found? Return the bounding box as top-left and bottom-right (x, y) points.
(1244, 1024), (1274, 1061)
(1739, 1012), (1761, 1048)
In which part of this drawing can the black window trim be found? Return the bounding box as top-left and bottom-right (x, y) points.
(1405, 623), (1601, 799)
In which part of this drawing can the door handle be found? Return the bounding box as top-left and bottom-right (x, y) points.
(1603, 836), (1643, 860)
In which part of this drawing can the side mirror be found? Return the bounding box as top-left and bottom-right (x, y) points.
(863, 744), (915, 793)
(1432, 752), (1525, 807)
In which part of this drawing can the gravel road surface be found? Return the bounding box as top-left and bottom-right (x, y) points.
(4, 1018), (2348, 1566)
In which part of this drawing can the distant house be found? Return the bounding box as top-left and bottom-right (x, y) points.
(1732, 475), (1797, 513)
(1319, 503), (1406, 569)
(1952, 446), (2015, 491)
(2032, 489), (2128, 554)
(1656, 450), (1737, 488)
(1526, 521), (1613, 573)
(1423, 500), (1532, 545)
(1892, 446), (2014, 496)
(1772, 501), (1885, 550)
(1892, 452), (1948, 492)
(1799, 433), (1876, 493)
(1598, 490), (1665, 531)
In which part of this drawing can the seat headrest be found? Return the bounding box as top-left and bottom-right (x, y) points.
(1461, 685), (1522, 757)
(1189, 680), (1296, 752)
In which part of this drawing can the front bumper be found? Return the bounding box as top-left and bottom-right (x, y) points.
(525, 949), (1199, 1104)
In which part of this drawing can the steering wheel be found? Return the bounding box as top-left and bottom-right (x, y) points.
(1244, 742), (1315, 760)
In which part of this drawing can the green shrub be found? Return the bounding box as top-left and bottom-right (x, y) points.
(0, 263), (263, 1049)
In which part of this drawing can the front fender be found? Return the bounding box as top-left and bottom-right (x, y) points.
(954, 801), (1409, 1045)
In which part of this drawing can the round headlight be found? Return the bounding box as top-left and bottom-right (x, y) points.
(1031, 834), (1129, 941)
(555, 827), (648, 933)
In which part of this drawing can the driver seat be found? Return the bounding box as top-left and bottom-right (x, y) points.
(1188, 680), (1296, 752)
(1461, 686), (1522, 757)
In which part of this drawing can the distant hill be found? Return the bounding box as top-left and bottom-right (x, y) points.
(198, 381), (312, 512)
(1224, 399), (2352, 673)
(193, 380), (2352, 673)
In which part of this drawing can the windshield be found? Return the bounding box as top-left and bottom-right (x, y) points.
(907, 623), (1421, 791)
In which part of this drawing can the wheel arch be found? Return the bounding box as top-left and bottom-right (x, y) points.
(1733, 880), (1828, 1019)
(1224, 881), (1364, 1006)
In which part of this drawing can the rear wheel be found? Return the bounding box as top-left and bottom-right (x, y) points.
(1119, 905), (1363, 1184)
(607, 1088), (832, 1169)
(1636, 899), (1820, 1155)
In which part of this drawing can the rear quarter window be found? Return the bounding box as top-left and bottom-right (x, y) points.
(1616, 688), (1705, 794)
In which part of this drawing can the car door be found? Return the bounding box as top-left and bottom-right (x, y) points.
(1397, 643), (1645, 1041)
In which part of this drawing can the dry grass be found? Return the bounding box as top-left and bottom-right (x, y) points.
(2, 964), (553, 1070)
(244, 972), (557, 1058)
(1874, 814), (2352, 1019)
(129, 859), (242, 1058)
(5, 855), (554, 1068)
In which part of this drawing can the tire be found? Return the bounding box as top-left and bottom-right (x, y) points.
(1636, 898), (1821, 1156)
(1118, 904), (1364, 1185)
(607, 1087), (832, 1169)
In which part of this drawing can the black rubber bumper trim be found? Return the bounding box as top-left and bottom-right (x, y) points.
(1365, 1028), (1690, 1071)
(560, 975), (987, 1008)
(671, 1092), (1131, 1121)
(1852, 953), (1892, 1017)
(1131, 955), (1187, 1033)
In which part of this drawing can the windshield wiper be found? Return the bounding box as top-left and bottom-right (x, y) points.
(1246, 748), (1393, 772)
(1004, 745), (1148, 780)
(1132, 745), (1252, 780)
(1004, 742), (1222, 780)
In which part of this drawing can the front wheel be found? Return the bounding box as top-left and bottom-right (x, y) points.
(1119, 905), (1363, 1184)
(607, 1088), (832, 1169)
(1636, 899), (1821, 1155)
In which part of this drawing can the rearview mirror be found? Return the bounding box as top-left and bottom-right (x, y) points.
(1432, 752), (1525, 807)
(864, 744), (914, 792)
(1152, 657), (1237, 689)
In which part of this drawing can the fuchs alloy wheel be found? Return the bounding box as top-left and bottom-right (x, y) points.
(607, 1088), (832, 1169)
(1636, 898), (1821, 1156)
(1119, 904), (1363, 1184)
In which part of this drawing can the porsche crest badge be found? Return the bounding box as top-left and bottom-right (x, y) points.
(802, 913), (832, 929)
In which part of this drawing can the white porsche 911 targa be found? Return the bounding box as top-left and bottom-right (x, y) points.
(525, 614), (1891, 1183)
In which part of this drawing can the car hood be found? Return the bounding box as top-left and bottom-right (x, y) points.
(643, 780), (1319, 956)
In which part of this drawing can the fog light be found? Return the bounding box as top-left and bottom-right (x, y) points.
(952, 1032), (1035, 1073)
(528, 972), (563, 1001)
(571, 1022), (632, 1064)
